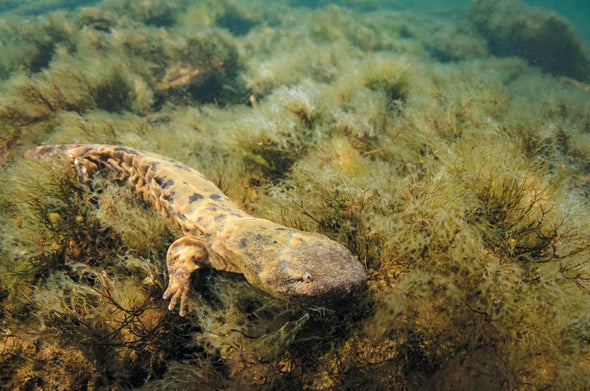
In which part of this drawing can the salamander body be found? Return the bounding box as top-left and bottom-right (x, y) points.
(28, 144), (367, 315)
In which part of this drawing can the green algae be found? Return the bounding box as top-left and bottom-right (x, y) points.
(1, 0), (590, 389)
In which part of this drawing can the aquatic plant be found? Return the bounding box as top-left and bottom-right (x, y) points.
(0, 11), (78, 77)
(365, 136), (590, 389)
(235, 84), (323, 182)
(103, 0), (183, 27)
(0, 151), (367, 388)
(2, 0), (590, 389)
(0, 158), (183, 387)
(0, 3), (247, 163)
(469, 0), (590, 81)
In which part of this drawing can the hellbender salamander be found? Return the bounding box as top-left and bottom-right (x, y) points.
(28, 144), (367, 315)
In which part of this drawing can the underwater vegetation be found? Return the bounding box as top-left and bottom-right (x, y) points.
(469, 0), (590, 81)
(1, 0), (590, 389)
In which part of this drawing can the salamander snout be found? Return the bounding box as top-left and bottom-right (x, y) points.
(266, 232), (367, 302)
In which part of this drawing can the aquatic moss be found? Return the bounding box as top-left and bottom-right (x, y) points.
(0, 0), (93, 16)
(1, 26), (243, 115)
(235, 84), (323, 182)
(255, 110), (590, 389)
(0, 158), (102, 295)
(153, 28), (246, 105)
(214, 1), (259, 36)
(102, 0), (182, 27)
(2, 0), (590, 389)
(365, 136), (590, 389)
(0, 55), (135, 118)
(174, 0), (279, 33)
(290, 0), (394, 12)
(0, 143), (366, 389)
(469, 0), (590, 81)
(428, 22), (489, 62)
(91, 70), (133, 113)
(0, 156), (200, 388)
(0, 4), (247, 159)
(0, 11), (78, 77)
(144, 273), (368, 389)
(77, 6), (117, 32)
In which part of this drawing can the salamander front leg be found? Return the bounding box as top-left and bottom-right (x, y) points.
(162, 235), (209, 316)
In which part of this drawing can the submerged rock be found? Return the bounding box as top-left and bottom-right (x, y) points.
(469, 0), (590, 81)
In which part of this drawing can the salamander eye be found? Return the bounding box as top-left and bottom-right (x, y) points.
(303, 272), (312, 283)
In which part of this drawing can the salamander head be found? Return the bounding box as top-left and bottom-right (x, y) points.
(255, 231), (367, 303)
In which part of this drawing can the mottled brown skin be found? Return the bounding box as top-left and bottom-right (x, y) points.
(28, 144), (367, 316)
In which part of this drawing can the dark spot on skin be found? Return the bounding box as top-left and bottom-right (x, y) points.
(207, 206), (218, 212)
(155, 177), (174, 189)
(238, 238), (248, 249)
(163, 191), (176, 203)
(188, 192), (204, 203)
(214, 214), (226, 222)
(275, 227), (288, 231)
(254, 233), (273, 244)
(197, 216), (203, 222)
(210, 194), (223, 200)
(174, 163), (192, 171)
(149, 161), (159, 170)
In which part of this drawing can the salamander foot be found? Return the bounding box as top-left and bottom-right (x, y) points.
(162, 236), (209, 316)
